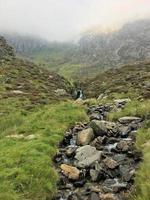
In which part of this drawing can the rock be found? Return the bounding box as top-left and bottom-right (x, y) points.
(6, 134), (24, 139)
(88, 192), (99, 200)
(114, 98), (131, 108)
(103, 158), (119, 169)
(66, 147), (76, 157)
(11, 90), (24, 94)
(25, 134), (36, 140)
(77, 128), (94, 146)
(119, 165), (135, 182)
(55, 89), (67, 96)
(75, 145), (102, 168)
(90, 120), (108, 136)
(60, 164), (80, 180)
(91, 136), (107, 150)
(100, 193), (117, 200)
(118, 116), (142, 124)
(90, 112), (102, 120)
(116, 141), (130, 152)
(103, 179), (127, 193)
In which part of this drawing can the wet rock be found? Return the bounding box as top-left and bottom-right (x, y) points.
(119, 165), (135, 182)
(116, 141), (130, 152)
(103, 179), (127, 193)
(66, 147), (76, 157)
(91, 136), (107, 150)
(90, 120), (108, 136)
(61, 164), (80, 180)
(77, 128), (94, 146)
(73, 180), (86, 187)
(118, 116), (142, 124)
(75, 145), (102, 168)
(90, 112), (102, 120)
(103, 158), (119, 169)
(88, 192), (99, 200)
(118, 125), (131, 137)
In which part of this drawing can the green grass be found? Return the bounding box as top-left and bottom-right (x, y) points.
(108, 100), (150, 121)
(0, 100), (88, 200)
(132, 120), (150, 200)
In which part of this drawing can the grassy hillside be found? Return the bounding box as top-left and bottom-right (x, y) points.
(0, 36), (88, 199)
(82, 62), (150, 100)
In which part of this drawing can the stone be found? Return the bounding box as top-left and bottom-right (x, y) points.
(116, 141), (130, 152)
(90, 120), (108, 136)
(88, 192), (99, 200)
(77, 128), (94, 146)
(91, 136), (107, 150)
(103, 158), (119, 169)
(100, 193), (117, 200)
(25, 134), (36, 140)
(118, 116), (142, 124)
(55, 89), (67, 96)
(60, 164), (80, 180)
(90, 112), (102, 120)
(6, 134), (24, 139)
(66, 147), (76, 157)
(75, 145), (102, 168)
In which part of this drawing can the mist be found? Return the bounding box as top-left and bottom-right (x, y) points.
(0, 0), (150, 41)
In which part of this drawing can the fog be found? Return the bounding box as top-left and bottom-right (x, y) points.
(0, 0), (150, 41)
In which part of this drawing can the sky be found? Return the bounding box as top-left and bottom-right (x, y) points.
(0, 0), (150, 41)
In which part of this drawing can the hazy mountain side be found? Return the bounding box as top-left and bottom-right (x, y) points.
(0, 36), (73, 106)
(2, 19), (150, 79)
(82, 61), (150, 99)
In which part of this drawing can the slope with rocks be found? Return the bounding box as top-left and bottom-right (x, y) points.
(2, 19), (150, 79)
(0, 36), (88, 200)
(82, 61), (150, 100)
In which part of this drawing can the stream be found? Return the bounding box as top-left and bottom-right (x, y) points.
(53, 100), (143, 200)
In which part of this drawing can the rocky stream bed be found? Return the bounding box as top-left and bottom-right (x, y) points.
(53, 100), (143, 200)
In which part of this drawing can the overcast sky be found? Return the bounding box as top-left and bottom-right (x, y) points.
(0, 0), (150, 41)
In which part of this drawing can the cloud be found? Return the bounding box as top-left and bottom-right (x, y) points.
(0, 0), (150, 41)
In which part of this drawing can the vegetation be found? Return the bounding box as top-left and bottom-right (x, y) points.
(0, 99), (88, 200)
(106, 99), (150, 200)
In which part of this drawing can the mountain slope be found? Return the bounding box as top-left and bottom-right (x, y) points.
(0, 36), (88, 200)
(82, 61), (150, 100)
(2, 19), (150, 79)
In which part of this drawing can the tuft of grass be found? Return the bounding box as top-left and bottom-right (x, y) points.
(108, 100), (150, 121)
(132, 120), (150, 200)
(0, 100), (88, 200)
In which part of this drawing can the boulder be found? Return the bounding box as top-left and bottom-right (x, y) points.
(118, 116), (142, 124)
(75, 145), (102, 168)
(116, 141), (130, 152)
(77, 128), (94, 146)
(60, 164), (80, 180)
(103, 158), (119, 169)
(90, 120), (108, 136)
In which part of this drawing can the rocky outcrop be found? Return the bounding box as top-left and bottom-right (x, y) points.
(0, 36), (14, 60)
(53, 100), (143, 200)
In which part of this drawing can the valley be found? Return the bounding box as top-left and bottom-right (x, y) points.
(0, 20), (150, 200)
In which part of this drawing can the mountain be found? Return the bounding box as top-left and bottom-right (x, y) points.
(2, 19), (150, 79)
(0, 36), (88, 200)
(0, 36), (73, 106)
(82, 61), (150, 100)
